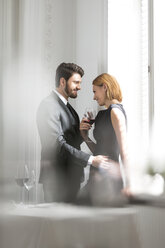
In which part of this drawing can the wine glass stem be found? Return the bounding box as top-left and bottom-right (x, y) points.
(21, 187), (24, 204)
(27, 190), (29, 204)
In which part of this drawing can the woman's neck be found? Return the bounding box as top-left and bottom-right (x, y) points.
(105, 99), (120, 108)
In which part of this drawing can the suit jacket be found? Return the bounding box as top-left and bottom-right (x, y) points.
(37, 91), (90, 201)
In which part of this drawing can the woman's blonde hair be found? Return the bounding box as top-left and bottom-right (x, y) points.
(92, 73), (122, 102)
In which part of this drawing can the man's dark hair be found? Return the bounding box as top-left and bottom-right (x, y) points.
(55, 62), (84, 87)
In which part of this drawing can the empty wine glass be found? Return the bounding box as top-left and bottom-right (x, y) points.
(23, 169), (36, 204)
(84, 107), (97, 125)
(15, 164), (29, 204)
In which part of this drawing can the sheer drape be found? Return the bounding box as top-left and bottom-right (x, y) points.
(0, 0), (76, 202)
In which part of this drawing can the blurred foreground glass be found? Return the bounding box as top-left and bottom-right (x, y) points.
(15, 164), (29, 204)
(23, 167), (36, 204)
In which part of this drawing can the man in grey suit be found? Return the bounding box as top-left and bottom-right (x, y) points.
(37, 62), (107, 203)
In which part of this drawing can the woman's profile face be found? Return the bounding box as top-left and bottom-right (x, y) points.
(93, 84), (106, 106)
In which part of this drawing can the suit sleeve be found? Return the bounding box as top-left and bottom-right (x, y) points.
(37, 102), (90, 167)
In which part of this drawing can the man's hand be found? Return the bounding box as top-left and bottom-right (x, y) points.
(99, 159), (122, 179)
(92, 155), (109, 168)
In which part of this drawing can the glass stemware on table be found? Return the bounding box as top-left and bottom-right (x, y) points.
(23, 167), (36, 204)
(15, 164), (36, 205)
(84, 107), (97, 125)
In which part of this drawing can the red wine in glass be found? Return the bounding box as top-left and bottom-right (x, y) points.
(88, 119), (95, 125)
(84, 119), (95, 125)
(84, 108), (96, 125)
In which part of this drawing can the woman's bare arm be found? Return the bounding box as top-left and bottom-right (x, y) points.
(111, 108), (130, 190)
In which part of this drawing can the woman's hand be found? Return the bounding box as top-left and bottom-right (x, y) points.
(80, 117), (92, 140)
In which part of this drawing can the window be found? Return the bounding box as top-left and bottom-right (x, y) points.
(108, 0), (150, 168)
(149, 0), (165, 166)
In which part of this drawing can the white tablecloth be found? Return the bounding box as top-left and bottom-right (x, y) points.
(0, 203), (141, 248)
(132, 205), (165, 248)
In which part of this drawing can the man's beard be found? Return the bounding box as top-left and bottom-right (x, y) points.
(64, 83), (77, 98)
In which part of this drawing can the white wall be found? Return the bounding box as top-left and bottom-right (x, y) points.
(70, 0), (108, 117)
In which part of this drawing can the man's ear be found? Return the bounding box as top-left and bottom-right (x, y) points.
(59, 77), (66, 87)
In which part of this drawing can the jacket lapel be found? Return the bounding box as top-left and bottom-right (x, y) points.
(51, 91), (80, 125)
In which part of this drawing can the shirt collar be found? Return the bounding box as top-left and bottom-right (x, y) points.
(53, 89), (68, 105)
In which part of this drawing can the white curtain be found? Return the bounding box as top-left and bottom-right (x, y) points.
(0, 0), (76, 202)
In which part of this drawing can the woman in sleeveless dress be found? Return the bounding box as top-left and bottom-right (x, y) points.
(79, 73), (130, 205)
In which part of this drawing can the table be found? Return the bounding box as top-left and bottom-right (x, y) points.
(132, 205), (165, 248)
(0, 202), (141, 248)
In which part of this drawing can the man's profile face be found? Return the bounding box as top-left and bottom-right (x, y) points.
(65, 73), (82, 98)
